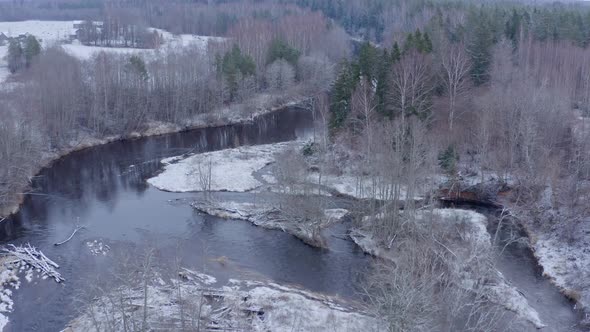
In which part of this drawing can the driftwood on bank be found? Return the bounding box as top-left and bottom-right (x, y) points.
(2, 243), (64, 282)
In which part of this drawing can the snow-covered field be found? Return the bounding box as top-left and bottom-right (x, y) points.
(65, 270), (382, 332)
(148, 142), (303, 193)
(0, 20), (225, 85)
(61, 42), (152, 60)
(0, 20), (77, 42)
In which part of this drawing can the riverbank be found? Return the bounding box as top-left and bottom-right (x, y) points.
(350, 208), (546, 329)
(64, 269), (382, 332)
(439, 177), (589, 329)
(520, 213), (590, 326)
(0, 93), (308, 220)
(191, 200), (348, 247)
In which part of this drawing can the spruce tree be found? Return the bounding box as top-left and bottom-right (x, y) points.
(466, 9), (494, 85)
(330, 60), (359, 130)
(422, 32), (433, 53)
(24, 35), (41, 68)
(403, 33), (414, 54)
(391, 42), (401, 63)
(358, 42), (378, 81)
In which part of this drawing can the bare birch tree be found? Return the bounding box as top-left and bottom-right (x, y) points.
(439, 41), (471, 131)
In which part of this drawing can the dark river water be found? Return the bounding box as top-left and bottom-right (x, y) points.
(0, 108), (370, 331)
(0, 107), (583, 332)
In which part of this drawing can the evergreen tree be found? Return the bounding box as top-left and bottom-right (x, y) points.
(6, 39), (23, 73)
(403, 33), (415, 54)
(126, 55), (148, 81)
(505, 9), (521, 46)
(466, 9), (494, 85)
(24, 35), (41, 68)
(266, 39), (301, 67)
(219, 45), (256, 102)
(422, 32), (433, 53)
(391, 42), (401, 63)
(330, 60), (359, 130)
(358, 41), (379, 81)
(414, 29), (424, 51)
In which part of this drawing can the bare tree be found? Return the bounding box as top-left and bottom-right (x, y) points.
(265, 59), (296, 92)
(388, 50), (433, 129)
(439, 41), (471, 131)
(351, 76), (378, 156)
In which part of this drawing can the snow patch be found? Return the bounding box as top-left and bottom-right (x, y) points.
(0, 20), (78, 43)
(148, 142), (301, 193)
(0, 255), (22, 330)
(86, 240), (111, 256)
(66, 271), (382, 332)
(61, 42), (152, 60)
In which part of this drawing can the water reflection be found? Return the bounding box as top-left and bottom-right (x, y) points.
(0, 108), (370, 332)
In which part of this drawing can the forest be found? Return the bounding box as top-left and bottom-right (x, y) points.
(0, 0), (589, 331)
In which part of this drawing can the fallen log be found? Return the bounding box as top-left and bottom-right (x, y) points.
(55, 225), (85, 246)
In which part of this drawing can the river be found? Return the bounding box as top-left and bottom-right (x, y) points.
(0, 107), (582, 331)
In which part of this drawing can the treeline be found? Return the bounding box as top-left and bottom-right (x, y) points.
(288, 0), (590, 46)
(317, 4), (590, 244)
(76, 20), (162, 48)
(4, 0), (590, 52)
(0, 7), (341, 212)
(6, 35), (41, 73)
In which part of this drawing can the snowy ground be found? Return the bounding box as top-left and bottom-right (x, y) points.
(0, 253), (60, 330)
(148, 141), (303, 193)
(0, 20), (77, 43)
(527, 218), (590, 318)
(191, 200), (348, 247)
(61, 41), (152, 60)
(0, 20), (225, 86)
(350, 208), (545, 329)
(65, 270), (382, 332)
(148, 137), (430, 201)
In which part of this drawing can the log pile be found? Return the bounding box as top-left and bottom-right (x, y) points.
(2, 243), (64, 282)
